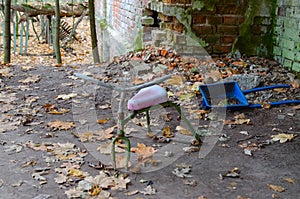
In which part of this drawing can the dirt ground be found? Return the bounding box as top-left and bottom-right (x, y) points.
(0, 59), (300, 199)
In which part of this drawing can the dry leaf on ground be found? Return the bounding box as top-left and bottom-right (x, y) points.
(271, 133), (295, 143)
(19, 75), (40, 84)
(267, 184), (285, 192)
(131, 143), (157, 161)
(283, 177), (296, 184)
(176, 126), (193, 136)
(47, 120), (75, 130)
(166, 75), (183, 85)
(55, 93), (77, 100)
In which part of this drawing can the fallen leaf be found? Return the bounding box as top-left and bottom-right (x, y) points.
(4, 144), (22, 153)
(47, 120), (75, 130)
(267, 184), (285, 192)
(54, 174), (68, 184)
(161, 126), (174, 138)
(88, 184), (101, 196)
(131, 143), (157, 161)
(48, 108), (70, 115)
(65, 188), (82, 198)
(97, 118), (110, 124)
(55, 93), (77, 100)
(179, 93), (194, 102)
(0, 67), (13, 77)
(140, 185), (157, 195)
(271, 133), (295, 143)
(125, 190), (139, 196)
(172, 167), (192, 178)
(176, 126), (193, 136)
(283, 177), (296, 184)
(11, 180), (23, 187)
(183, 179), (197, 186)
(68, 169), (84, 178)
(166, 75), (183, 85)
(224, 118), (252, 125)
(98, 104), (111, 109)
(22, 160), (37, 167)
(79, 132), (93, 142)
(32, 173), (47, 181)
(19, 75), (40, 84)
(222, 167), (240, 178)
(96, 125), (117, 141)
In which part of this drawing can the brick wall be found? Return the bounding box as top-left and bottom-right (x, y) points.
(95, 0), (145, 61)
(95, 0), (300, 72)
(274, 0), (300, 72)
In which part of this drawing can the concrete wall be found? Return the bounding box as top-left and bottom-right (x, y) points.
(274, 0), (300, 72)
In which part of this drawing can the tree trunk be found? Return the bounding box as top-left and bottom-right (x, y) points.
(10, 2), (88, 20)
(4, 0), (11, 63)
(88, 0), (100, 63)
(53, 0), (61, 64)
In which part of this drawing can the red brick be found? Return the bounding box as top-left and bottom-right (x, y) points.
(217, 25), (239, 34)
(221, 35), (236, 44)
(223, 15), (239, 25)
(192, 24), (214, 34)
(205, 35), (220, 43)
(192, 15), (206, 24)
(216, 5), (240, 14)
(213, 44), (232, 54)
(178, 0), (192, 4)
(207, 15), (222, 25)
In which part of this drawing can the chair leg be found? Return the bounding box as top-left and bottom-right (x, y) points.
(166, 102), (202, 143)
(111, 133), (131, 170)
(146, 110), (151, 132)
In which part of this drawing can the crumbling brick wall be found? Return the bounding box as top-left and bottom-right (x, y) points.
(95, 0), (299, 72)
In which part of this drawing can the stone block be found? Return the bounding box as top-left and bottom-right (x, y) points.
(294, 42), (300, 50)
(283, 27), (300, 40)
(152, 30), (167, 41)
(280, 38), (294, 50)
(282, 48), (295, 60)
(294, 51), (300, 62)
(283, 59), (293, 69)
(292, 62), (300, 71)
(174, 33), (186, 45)
(273, 46), (282, 56)
(284, 17), (298, 28)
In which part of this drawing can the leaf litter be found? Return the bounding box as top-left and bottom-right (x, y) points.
(0, 21), (299, 198)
